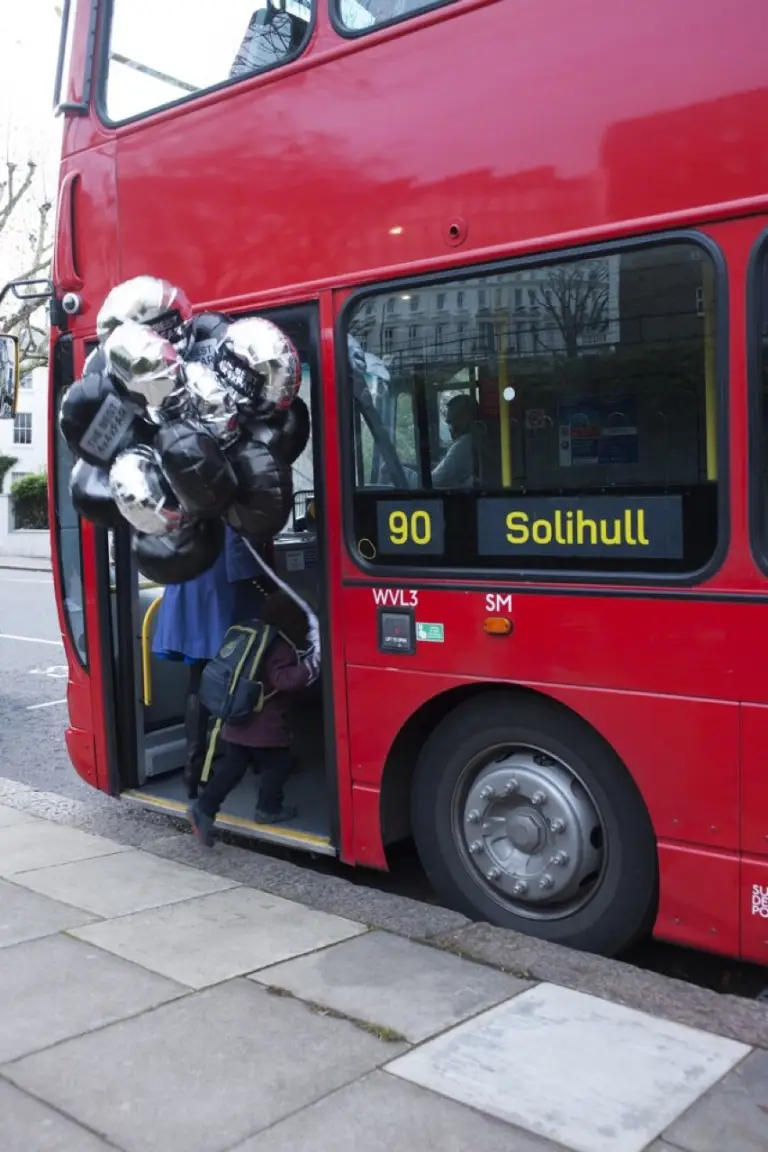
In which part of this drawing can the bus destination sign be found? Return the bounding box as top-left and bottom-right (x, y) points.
(376, 498), (445, 556)
(476, 495), (684, 560)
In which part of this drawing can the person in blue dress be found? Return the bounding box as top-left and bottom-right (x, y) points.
(153, 527), (271, 798)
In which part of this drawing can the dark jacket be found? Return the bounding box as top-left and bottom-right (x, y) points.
(222, 634), (311, 748)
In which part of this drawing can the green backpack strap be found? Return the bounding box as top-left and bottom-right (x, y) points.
(200, 717), (222, 785)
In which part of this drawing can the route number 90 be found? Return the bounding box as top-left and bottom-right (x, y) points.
(388, 509), (432, 547)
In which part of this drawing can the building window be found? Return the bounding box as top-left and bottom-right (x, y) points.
(457, 291), (465, 309)
(383, 327), (394, 353)
(478, 290), (487, 309)
(409, 295), (420, 313)
(346, 240), (720, 576)
(437, 293), (446, 311)
(408, 326), (419, 342)
(13, 412), (32, 445)
(103, 0), (314, 122)
(386, 298), (396, 314)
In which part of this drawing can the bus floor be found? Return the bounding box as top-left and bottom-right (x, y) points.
(132, 701), (333, 853)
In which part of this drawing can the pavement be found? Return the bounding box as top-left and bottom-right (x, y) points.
(0, 553), (52, 572)
(1, 780), (767, 1152)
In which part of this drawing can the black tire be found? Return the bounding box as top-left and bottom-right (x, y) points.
(411, 691), (658, 956)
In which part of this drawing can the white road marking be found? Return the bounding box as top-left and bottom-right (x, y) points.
(0, 577), (52, 585)
(26, 698), (67, 711)
(29, 665), (68, 679)
(0, 634), (62, 646)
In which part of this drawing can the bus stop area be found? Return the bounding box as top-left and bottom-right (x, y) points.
(0, 778), (766, 1152)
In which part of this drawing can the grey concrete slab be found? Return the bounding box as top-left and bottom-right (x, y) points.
(232, 1070), (554, 1152)
(0, 804), (42, 828)
(71, 885), (368, 989)
(0, 877), (98, 948)
(146, 834), (470, 938)
(662, 1048), (768, 1152)
(13, 846), (239, 918)
(386, 983), (750, 1152)
(252, 929), (529, 1043)
(436, 922), (768, 1050)
(6, 978), (407, 1152)
(0, 1079), (115, 1151)
(0, 821), (128, 877)
(0, 933), (184, 1063)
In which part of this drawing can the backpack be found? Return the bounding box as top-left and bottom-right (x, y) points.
(198, 620), (289, 783)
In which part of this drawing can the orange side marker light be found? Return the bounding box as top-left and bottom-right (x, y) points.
(483, 616), (512, 636)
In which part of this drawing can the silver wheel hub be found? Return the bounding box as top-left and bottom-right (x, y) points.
(459, 750), (603, 914)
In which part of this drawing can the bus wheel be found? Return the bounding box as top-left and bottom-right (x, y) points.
(411, 692), (657, 956)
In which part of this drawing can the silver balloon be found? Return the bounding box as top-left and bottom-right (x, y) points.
(184, 362), (241, 445)
(104, 321), (182, 408)
(214, 317), (300, 416)
(109, 444), (184, 536)
(97, 276), (193, 349)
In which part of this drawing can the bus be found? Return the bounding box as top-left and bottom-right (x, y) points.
(35, 0), (768, 962)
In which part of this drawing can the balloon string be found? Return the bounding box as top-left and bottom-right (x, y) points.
(240, 535), (321, 657)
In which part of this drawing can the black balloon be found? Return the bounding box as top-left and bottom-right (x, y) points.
(133, 518), (224, 585)
(225, 438), (292, 544)
(155, 418), (237, 519)
(70, 459), (121, 528)
(271, 396), (310, 465)
(245, 396), (310, 466)
(187, 312), (230, 369)
(59, 370), (139, 468)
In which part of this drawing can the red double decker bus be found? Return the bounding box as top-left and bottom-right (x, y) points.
(40, 0), (768, 960)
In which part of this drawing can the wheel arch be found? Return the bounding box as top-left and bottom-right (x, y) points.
(379, 679), (638, 849)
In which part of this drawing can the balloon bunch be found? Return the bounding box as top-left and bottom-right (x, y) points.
(60, 277), (310, 586)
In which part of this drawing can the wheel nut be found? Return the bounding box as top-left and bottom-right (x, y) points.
(531, 791), (547, 807)
(512, 880), (528, 896)
(503, 778), (519, 796)
(469, 840), (483, 855)
(486, 867), (501, 882)
(539, 873), (554, 890)
(550, 852), (569, 867)
(480, 785), (494, 801)
(550, 818), (565, 833)
(467, 809), (481, 824)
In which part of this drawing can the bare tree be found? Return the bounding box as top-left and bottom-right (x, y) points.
(533, 259), (609, 359)
(0, 158), (53, 375)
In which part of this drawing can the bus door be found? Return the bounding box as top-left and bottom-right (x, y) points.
(111, 303), (337, 847)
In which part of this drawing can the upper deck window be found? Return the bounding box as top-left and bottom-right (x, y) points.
(102, 0), (313, 122)
(336, 0), (447, 33)
(344, 240), (723, 578)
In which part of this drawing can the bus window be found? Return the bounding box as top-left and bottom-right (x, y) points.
(336, 0), (454, 33)
(346, 240), (722, 577)
(753, 243), (768, 562)
(102, 0), (313, 122)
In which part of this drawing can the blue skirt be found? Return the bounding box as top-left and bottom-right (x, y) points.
(152, 528), (263, 664)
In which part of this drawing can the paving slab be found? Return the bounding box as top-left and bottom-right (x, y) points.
(12, 846), (239, 918)
(0, 821), (128, 878)
(0, 1079), (116, 1151)
(0, 803), (43, 828)
(0, 877), (98, 948)
(0, 933), (184, 1063)
(386, 982), (750, 1152)
(252, 929), (529, 1043)
(70, 884), (368, 989)
(661, 1047), (768, 1152)
(5, 978), (408, 1152)
(436, 921), (768, 1050)
(232, 1070), (554, 1152)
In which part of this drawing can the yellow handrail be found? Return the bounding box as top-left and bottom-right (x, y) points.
(141, 594), (163, 707)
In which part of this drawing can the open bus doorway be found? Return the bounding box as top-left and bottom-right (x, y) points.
(110, 304), (336, 855)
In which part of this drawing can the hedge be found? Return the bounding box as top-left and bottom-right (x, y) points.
(11, 471), (49, 530)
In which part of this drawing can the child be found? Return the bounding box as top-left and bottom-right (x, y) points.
(187, 590), (319, 846)
(153, 528), (272, 799)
